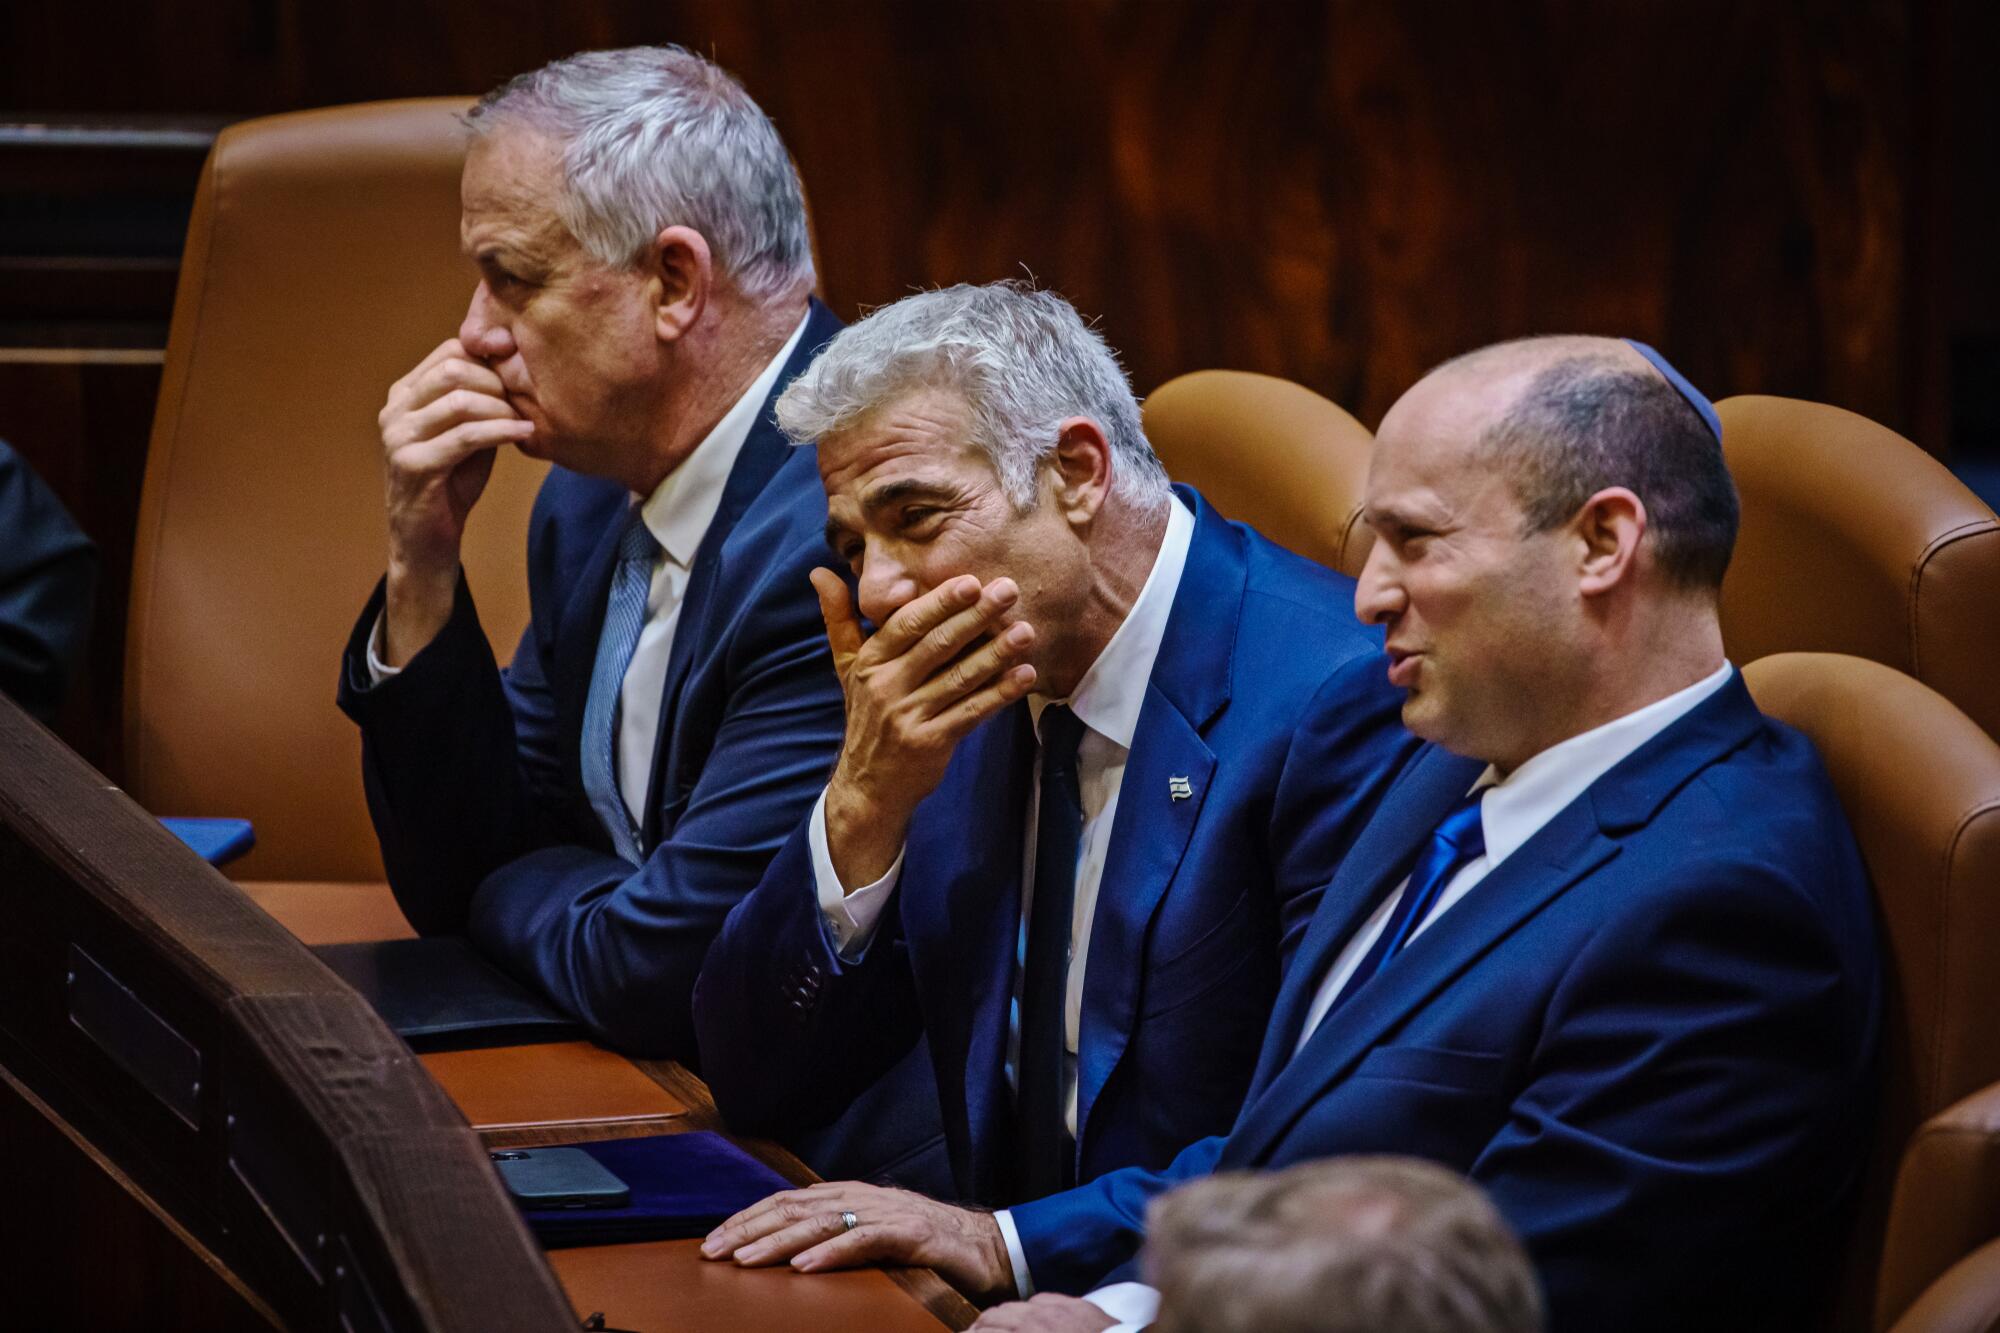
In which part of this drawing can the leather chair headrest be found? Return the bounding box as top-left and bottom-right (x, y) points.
(1142, 370), (1375, 577)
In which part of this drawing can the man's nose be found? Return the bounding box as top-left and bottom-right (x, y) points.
(1354, 541), (1406, 627)
(855, 548), (920, 628)
(459, 281), (516, 360)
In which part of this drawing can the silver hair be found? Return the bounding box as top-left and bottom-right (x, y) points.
(1144, 1158), (1544, 1333)
(467, 46), (814, 301)
(774, 281), (1173, 510)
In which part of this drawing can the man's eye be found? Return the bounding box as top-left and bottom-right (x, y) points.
(899, 507), (940, 532)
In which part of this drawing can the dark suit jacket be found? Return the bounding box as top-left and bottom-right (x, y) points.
(1007, 674), (1883, 1332)
(0, 439), (97, 724)
(337, 300), (846, 1058)
(693, 489), (1418, 1204)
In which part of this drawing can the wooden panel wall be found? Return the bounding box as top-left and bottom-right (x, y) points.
(1, 0), (1943, 434)
(0, 0), (1977, 773)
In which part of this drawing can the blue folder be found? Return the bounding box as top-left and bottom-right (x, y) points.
(161, 816), (256, 866)
(517, 1132), (792, 1248)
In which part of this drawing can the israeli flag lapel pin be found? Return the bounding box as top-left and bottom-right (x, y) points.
(1168, 775), (1193, 801)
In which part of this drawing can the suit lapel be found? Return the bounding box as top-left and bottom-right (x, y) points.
(1075, 687), (1213, 1147)
(640, 300), (843, 845)
(905, 705), (1037, 1199)
(1224, 798), (1616, 1166)
(1246, 747), (1484, 1099)
(1221, 670), (1771, 1168)
(1073, 491), (1236, 1149)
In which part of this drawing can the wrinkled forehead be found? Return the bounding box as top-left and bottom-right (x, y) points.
(459, 129), (572, 253)
(817, 389), (989, 495)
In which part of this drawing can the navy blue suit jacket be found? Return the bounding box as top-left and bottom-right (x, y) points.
(337, 301), (846, 1058)
(1008, 674), (1882, 1331)
(694, 490), (1418, 1204)
(0, 439), (97, 724)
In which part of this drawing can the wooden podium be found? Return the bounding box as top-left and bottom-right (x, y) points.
(0, 693), (974, 1331)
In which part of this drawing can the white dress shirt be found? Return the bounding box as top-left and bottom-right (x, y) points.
(369, 311), (811, 840)
(1080, 659), (1735, 1331)
(805, 496), (1195, 1299)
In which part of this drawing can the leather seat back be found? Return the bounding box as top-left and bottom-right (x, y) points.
(1742, 653), (2000, 1329)
(1141, 370), (1375, 577)
(1721, 396), (2000, 740)
(127, 99), (549, 882)
(1881, 1083), (2000, 1331)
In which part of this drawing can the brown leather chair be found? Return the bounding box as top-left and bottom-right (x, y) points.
(1740, 653), (2000, 1330)
(1883, 1081), (2000, 1332)
(126, 99), (549, 889)
(1141, 370), (1376, 576)
(1720, 396), (2000, 741)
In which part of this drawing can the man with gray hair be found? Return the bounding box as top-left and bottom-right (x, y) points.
(695, 281), (1416, 1299)
(336, 46), (849, 1062)
(1142, 1158), (1542, 1333)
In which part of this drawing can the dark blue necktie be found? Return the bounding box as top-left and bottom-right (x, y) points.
(1321, 790), (1487, 1020)
(1016, 704), (1086, 1199)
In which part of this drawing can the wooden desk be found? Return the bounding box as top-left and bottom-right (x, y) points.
(248, 882), (978, 1332)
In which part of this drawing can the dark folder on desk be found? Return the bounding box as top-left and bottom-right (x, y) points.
(518, 1132), (792, 1247)
(314, 937), (585, 1052)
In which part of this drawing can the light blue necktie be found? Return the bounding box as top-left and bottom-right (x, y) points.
(581, 510), (658, 864)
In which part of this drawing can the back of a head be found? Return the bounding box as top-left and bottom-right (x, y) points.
(1145, 1158), (1544, 1333)
(466, 44), (814, 299)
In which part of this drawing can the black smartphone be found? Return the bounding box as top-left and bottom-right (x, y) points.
(490, 1148), (631, 1209)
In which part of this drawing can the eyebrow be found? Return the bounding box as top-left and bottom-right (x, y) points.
(822, 478), (960, 552)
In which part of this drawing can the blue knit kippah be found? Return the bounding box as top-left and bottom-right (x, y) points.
(1623, 340), (1722, 443)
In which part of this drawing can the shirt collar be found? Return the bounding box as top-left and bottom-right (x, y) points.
(637, 310), (812, 567)
(1471, 660), (1736, 870)
(1028, 494), (1196, 751)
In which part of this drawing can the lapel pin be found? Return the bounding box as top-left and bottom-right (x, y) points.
(1168, 775), (1193, 801)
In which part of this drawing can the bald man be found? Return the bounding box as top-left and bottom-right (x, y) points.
(728, 337), (1881, 1333)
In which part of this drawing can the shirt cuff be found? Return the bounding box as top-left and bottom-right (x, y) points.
(1084, 1282), (1161, 1331)
(809, 788), (903, 959)
(364, 610), (404, 685)
(994, 1209), (1034, 1300)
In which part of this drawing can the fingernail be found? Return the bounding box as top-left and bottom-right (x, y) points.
(1006, 623), (1032, 645)
(792, 1256), (815, 1272)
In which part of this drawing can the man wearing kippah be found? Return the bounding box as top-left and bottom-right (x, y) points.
(713, 336), (1881, 1333)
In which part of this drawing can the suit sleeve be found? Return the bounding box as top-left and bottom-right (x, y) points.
(690, 809), (928, 1136)
(1266, 650), (1422, 969)
(0, 441), (97, 724)
(1003, 1134), (1229, 1296)
(464, 552), (850, 1058)
(337, 572), (567, 932)
(1470, 855), (1879, 1332)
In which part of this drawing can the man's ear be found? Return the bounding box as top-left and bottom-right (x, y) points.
(1048, 417), (1114, 526)
(646, 224), (712, 343)
(1574, 486), (1647, 597)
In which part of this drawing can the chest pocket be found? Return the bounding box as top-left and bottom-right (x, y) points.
(1139, 891), (1269, 1018)
(1352, 1044), (1506, 1095)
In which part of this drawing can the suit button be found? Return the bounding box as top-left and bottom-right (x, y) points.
(804, 964), (822, 986)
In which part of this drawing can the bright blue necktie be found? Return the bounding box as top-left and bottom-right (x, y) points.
(581, 511), (657, 865)
(1322, 790), (1487, 1018)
